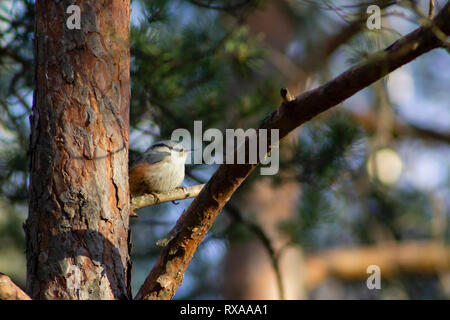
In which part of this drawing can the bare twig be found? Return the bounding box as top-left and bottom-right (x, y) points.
(132, 184), (206, 210)
(135, 3), (450, 300)
(0, 273), (31, 300)
(409, 0), (447, 43)
(429, 0), (436, 19)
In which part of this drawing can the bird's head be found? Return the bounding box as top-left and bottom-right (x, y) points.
(149, 140), (192, 162)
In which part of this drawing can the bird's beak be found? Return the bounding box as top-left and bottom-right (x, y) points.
(185, 149), (195, 153)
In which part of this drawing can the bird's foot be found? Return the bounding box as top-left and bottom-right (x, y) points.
(176, 185), (189, 196)
(149, 191), (162, 204)
(172, 186), (188, 204)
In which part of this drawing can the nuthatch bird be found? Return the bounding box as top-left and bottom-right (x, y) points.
(129, 140), (192, 196)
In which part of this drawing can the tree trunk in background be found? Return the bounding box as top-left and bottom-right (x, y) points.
(224, 178), (306, 299)
(26, 0), (131, 299)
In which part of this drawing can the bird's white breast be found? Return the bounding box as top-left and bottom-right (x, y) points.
(144, 152), (186, 192)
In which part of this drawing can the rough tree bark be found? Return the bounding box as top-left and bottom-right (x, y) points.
(26, 0), (131, 299)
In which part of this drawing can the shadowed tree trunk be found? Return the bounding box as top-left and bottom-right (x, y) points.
(25, 0), (131, 299)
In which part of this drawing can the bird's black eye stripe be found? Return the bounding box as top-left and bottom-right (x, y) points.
(152, 143), (183, 152)
(152, 143), (168, 149)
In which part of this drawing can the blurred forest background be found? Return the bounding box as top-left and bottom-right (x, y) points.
(1, 0), (449, 299)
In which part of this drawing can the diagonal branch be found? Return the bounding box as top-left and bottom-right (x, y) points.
(0, 273), (31, 300)
(135, 3), (450, 300)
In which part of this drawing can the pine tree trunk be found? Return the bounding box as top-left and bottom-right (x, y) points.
(26, 0), (131, 299)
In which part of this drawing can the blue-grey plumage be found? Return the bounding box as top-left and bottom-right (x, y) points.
(129, 140), (191, 195)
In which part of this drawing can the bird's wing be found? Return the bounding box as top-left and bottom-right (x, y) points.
(129, 159), (171, 195)
(146, 150), (171, 164)
(133, 150), (171, 165)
